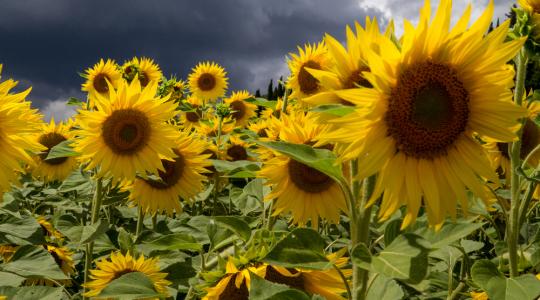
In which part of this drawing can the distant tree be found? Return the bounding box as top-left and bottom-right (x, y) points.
(255, 89), (261, 98)
(267, 79), (274, 100)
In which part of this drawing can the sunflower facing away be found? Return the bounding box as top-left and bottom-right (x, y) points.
(203, 258), (266, 300)
(74, 78), (180, 181)
(258, 111), (348, 226)
(84, 252), (171, 298)
(224, 90), (257, 127)
(31, 119), (78, 183)
(25, 245), (75, 286)
(127, 132), (211, 216)
(123, 57), (162, 87)
(318, 0), (526, 228)
(81, 59), (121, 99)
(188, 61), (229, 101)
(0, 64), (45, 192)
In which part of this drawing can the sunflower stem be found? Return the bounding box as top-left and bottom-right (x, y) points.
(83, 177), (103, 299)
(508, 47), (528, 277)
(136, 206), (145, 237)
(280, 87), (289, 116)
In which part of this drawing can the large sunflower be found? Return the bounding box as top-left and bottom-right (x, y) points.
(224, 90), (257, 127)
(203, 258), (266, 300)
(127, 132), (211, 216)
(74, 78), (180, 181)
(123, 57), (162, 87)
(0, 65), (44, 192)
(258, 111), (347, 226)
(81, 59), (121, 99)
(84, 252), (171, 298)
(287, 42), (333, 102)
(318, 0), (526, 228)
(188, 61), (228, 101)
(31, 119), (78, 183)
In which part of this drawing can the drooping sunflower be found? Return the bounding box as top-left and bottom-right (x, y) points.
(188, 61), (228, 101)
(224, 90), (257, 127)
(203, 258), (266, 300)
(518, 0), (540, 39)
(123, 57), (162, 87)
(258, 111), (347, 226)
(127, 132), (211, 216)
(25, 245), (75, 286)
(74, 78), (180, 181)
(0, 65), (45, 192)
(318, 0), (526, 228)
(31, 119), (78, 183)
(81, 59), (122, 100)
(37, 216), (64, 241)
(287, 42), (333, 102)
(84, 252), (171, 298)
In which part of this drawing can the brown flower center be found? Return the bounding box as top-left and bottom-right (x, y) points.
(385, 61), (469, 159)
(298, 60), (321, 95)
(288, 159), (333, 193)
(38, 133), (68, 165)
(145, 150), (185, 189)
(139, 72), (149, 87)
(102, 109), (151, 155)
(218, 273), (249, 300)
(227, 145), (248, 161)
(257, 128), (268, 138)
(186, 105), (202, 123)
(198, 73), (216, 91)
(93, 73), (110, 94)
(264, 266), (305, 291)
(230, 100), (247, 121)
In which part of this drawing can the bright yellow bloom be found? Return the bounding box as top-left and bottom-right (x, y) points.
(81, 59), (121, 101)
(225, 135), (253, 162)
(123, 57), (162, 87)
(37, 216), (64, 241)
(203, 258), (266, 300)
(471, 291), (489, 300)
(188, 61), (228, 101)
(224, 90), (257, 127)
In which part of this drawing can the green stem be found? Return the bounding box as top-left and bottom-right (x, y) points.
(279, 87), (289, 116)
(136, 206), (145, 237)
(334, 264), (352, 300)
(152, 213), (158, 230)
(212, 115), (224, 215)
(83, 177), (103, 299)
(508, 48), (528, 277)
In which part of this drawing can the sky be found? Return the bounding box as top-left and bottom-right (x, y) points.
(0, 0), (514, 120)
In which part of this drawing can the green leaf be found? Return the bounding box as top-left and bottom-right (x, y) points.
(0, 216), (44, 245)
(98, 272), (162, 300)
(310, 104), (355, 117)
(352, 233), (429, 283)
(263, 228), (330, 270)
(257, 141), (345, 184)
(486, 275), (540, 300)
(11, 286), (64, 300)
(142, 233), (202, 251)
(210, 159), (261, 176)
(366, 274), (404, 300)
(471, 260), (504, 290)
(213, 216), (252, 241)
(249, 272), (310, 300)
(117, 228), (135, 254)
(80, 219), (110, 244)
(67, 97), (83, 106)
(412, 221), (483, 249)
(245, 97), (278, 109)
(45, 140), (79, 160)
(0, 271), (25, 287)
(0, 245), (68, 280)
(56, 217), (109, 245)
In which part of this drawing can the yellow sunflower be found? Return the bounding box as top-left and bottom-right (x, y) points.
(0, 65), (45, 192)
(31, 119), (78, 183)
(74, 78), (180, 181)
(470, 291), (489, 300)
(224, 90), (257, 127)
(0, 244), (17, 262)
(258, 111), (347, 226)
(188, 61), (228, 101)
(225, 135), (253, 162)
(127, 132), (211, 216)
(81, 59), (121, 100)
(287, 42), (333, 102)
(84, 252), (171, 298)
(123, 57), (162, 87)
(179, 96), (205, 130)
(197, 115), (235, 138)
(25, 245), (75, 286)
(37, 216), (64, 241)
(519, 0), (540, 39)
(318, 0), (526, 228)
(203, 258), (266, 300)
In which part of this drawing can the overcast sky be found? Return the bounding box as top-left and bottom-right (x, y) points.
(0, 0), (514, 120)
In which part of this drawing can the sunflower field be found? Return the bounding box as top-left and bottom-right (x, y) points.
(5, 0), (540, 299)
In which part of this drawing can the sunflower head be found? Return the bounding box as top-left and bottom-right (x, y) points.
(179, 96), (205, 129)
(37, 216), (64, 241)
(122, 57), (162, 87)
(24, 244), (75, 287)
(196, 115), (235, 138)
(82, 59), (121, 98)
(224, 90), (257, 127)
(188, 61), (228, 101)
(225, 135), (252, 162)
(159, 77), (186, 102)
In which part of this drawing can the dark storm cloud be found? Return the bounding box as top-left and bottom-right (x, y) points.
(0, 0), (378, 108)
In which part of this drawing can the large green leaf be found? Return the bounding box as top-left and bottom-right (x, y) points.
(98, 272), (162, 300)
(0, 245), (68, 280)
(412, 221), (483, 249)
(366, 274), (404, 300)
(56, 216), (109, 245)
(352, 233), (430, 283)
(0, 271), (25, 287)
(141, 233), (202, 251)
(263, 228), (330, 270)
(310, 104), (355, 117)
(10, 286), (65, 300)
(213, 216), (252, 241)
(257, 141), (345, 184)
(45, 140), (79, 160)
(0, 215), (44, 245)
(117, 228), (135, 254)
(249, 272), (310, 300)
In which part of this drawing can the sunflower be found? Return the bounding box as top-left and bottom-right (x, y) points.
(287, 42), (333, 102)
(258, 111), (347, 226)
(127, 132), (211, 215)
(25, 245), (75, 286)
(81, 59), (121, 100)
(317, 0), (526, 228)
(0, 244), (17, 262)
(31, 119), (78, 183)
(37, 216), (64, 241)
(203, 258), (266, 300)
(225, 135), (253, 162)
(197, 115), (235, 138)
(188, 61), (228, 101)
(519, 0), (540, 40)
(224, 90), (257, 127)
(74, 78), (180, 181)
(179, 96), (205, 130)
(123, 57), (162, 87)
(470, 291), (489, 300)
(84, 252), (171, 298)
(0, 65), (45, 192)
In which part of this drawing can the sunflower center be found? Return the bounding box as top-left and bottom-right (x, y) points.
(227, 145), (248, 161)
(264, 266), (305, 291)
(386, 61), (469, 159)
(230, 100), (247, 120)
(344, 67), (372, 89)
(257, 128), (268, 138)
(219, 273), (249, 300)
(139, 72), (149, 87)
(198, 73), (216, 91)
(298, 60), (321, 95)
(186, 105), (202, 123)
(112, 269), (135, 280)
(146, 150), (185, 189)
(102, 109), (151, 155)
(288, 159), (333, 193)
(38, 132), (68, 165)
(93, 73), (110, 94)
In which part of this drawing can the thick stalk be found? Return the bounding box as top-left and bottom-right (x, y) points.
(136, 206), (145, 237)
(83, 177), (104, 299)
(508, 48), (527, 277)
